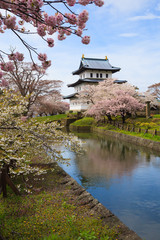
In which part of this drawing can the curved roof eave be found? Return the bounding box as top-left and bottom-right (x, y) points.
(72, 67), (121, 75)
(63, 93), (77, 99)
(68, 78), (103, 87)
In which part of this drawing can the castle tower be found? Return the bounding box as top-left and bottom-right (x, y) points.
(64, 55), (126, 111)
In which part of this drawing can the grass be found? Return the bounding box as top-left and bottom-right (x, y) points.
(71, 117), (95, 126)
(34, 112), (79, 123)
(153, 114), (160, 119)
(99, 125), (160, 142)
(125, 116), (160, 130)
(119, 129), (160, 142)
(34, 114), (68, 122)
(0, 167), (119, 240)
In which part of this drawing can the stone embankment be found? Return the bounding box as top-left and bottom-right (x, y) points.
(56, 164), (142, 240)
(69, 123), (160, 152)
(93, 127), (160, 152)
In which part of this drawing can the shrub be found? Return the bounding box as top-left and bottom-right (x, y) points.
(71, 117), (95, 126)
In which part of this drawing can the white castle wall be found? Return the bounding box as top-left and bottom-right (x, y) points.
(80, 70), (112, 79)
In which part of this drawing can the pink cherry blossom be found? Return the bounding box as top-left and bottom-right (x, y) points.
(58, 29), (66, 35)
(67, 0), (76, 6)
(38, 53), (47, 61)
(94, 0), (104, 7)
(18, 20), (24, 25)
(65, 28), (72, 36)
(78, 10), (89, 24)
(3, 25), (7, 30)
(1, 79), (9, 87)
(0, 62), (15, 72)
(21, 27), (25, 32)
(37, 24), (46, 37)
(79, 0), (90, 6)
(8, 53), (17, 61)
(65, 13), (77, 25)
(6, 62), (15, 71)
(42, 60), (51, 69)
(44, 14), (57, 27)
(0, 0), (104, 67)
(82, 36), (90, 44)
(15, 52), (24, 61)
(27, 0), (43, 10)
(48, 26), (57, 35)
(3, 16), (16, 29)
(56, 13), (63, 25)
(75, 28), (83, 36)
(47, 38), (54, 47)
(58, 34), (66, 41)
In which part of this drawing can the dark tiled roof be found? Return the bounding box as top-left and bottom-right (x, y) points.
(63, 93), (77, 99)
(114, 80), (127, 84)
(72, 57), (121, 75)
(68, 78), (127, 87)
(68, 78), (103, 87)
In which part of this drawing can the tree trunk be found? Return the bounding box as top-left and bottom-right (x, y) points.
(1, 167), (7, 198)
(122, 114), (125, 124)
(106, 114), (112, 123)
(1, 165), (20, 197)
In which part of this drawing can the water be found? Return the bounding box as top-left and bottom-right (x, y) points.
(60, 133), (160, 240)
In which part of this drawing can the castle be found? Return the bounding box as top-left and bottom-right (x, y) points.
(64, 55), (126, 111)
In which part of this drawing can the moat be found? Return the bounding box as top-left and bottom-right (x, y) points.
(60, 133), (160, 240)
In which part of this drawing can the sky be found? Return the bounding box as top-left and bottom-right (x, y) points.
(1, 0), (160, 97)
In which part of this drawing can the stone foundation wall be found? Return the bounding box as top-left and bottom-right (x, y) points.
(69, 125), (91, 132)
(92, 127), (160, 152)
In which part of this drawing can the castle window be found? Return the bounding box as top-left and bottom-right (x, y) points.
(106, 74), (108, 78)
(100, 73), (102, 78)
(90, 73), (93, 78)
(96, 73), (99, 78)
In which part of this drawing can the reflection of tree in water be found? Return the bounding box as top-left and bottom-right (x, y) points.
(75, 134), (160, 182)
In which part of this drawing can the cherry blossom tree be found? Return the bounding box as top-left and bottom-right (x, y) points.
(139, 91), (160, 109)
(148, 82), (160, 100)
(87, 90), (145, 123)
(33, 95), (70, 116)
(0, 88), (78, 197)
(78, 78), (138, 106)
(0, 50), (62, 113)
(0, 0), (104, 197)
(0, 0), (104, 65)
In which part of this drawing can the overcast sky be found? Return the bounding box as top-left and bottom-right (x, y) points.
(1, 0), (160, 96)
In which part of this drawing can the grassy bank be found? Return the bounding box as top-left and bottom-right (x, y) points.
(71, 115), (160, 142)
(0, 165), (119, 240)
(99, 125), (160, 142)
(34, 112), (78, 123)
(34, 114), (68, 122)
(70, 117), (95, 127)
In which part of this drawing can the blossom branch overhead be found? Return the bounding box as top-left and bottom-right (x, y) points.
(0, 0), (104, 67)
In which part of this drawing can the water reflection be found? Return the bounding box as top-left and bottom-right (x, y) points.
(60, 133), (160, 240)
(75, 135), (160, 181)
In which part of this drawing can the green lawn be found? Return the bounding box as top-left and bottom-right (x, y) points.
(34, 114), (68, 122)
(0, 168), (119, 240)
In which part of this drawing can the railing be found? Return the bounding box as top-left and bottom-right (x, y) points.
(106, 120), (160, 136)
